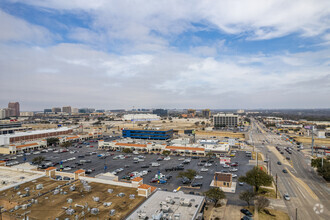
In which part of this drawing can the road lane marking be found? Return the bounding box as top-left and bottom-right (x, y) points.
(296, 185), (306, 199)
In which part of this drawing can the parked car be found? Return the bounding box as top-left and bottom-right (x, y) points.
(191, 182), (203, 187)
(181, 177), (191, 184)
(240, 209), (253, 217)
(282, 169), (288, 173)
(200, 168), (208, 172)
(195, 175), (203, 179)
(277, 161), (282, 165)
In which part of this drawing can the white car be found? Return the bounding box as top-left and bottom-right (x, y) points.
(204, 163), (212, 167)
(164, 156), (171, 161)
(195, 175), (203, 179)
(284, 193), (290, 201)
(63, 167), (71, 171)
(178, 158), (185, 161)
(229, 168), (238, 172)
(200, 168), (208, 172)
(33, 152), (40, 155)
(222, 164), (230, 168)
(25, 153), (31, 155)
(232, 174), (238, 178)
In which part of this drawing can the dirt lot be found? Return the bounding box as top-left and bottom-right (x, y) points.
(0, 177), (145, 220)
(293, 136), (330, 146)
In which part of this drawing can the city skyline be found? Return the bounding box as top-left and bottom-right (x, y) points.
(1, 0), (330, 110)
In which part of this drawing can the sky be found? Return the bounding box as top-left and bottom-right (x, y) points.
(0, 0), (330, 111)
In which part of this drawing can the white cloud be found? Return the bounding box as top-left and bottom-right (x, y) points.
(0, 43), (329, 110)
(0, 9), (55, 44)
(11, 0), (330, 42)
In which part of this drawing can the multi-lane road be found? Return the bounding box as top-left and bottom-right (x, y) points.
(249, 118), (329, 220)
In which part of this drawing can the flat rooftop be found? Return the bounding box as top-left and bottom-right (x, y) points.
(126, 190), (205, 220)
(0, 176), (145, 219)
(0, 166), (43, 191)
(0, 127), (72, 138)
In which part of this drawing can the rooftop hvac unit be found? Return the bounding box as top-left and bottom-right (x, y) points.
(110, 209), (116, 216)
(165, 197), (175, 204)
(67, 198), (73, 204)
(161, 204), (170, 213)
(138, 212), (147, 219)
(66, 208), (75, 215)
(36, 184), (43, 190)
(91, 208), (99, 215)
(152, 210), (163, 220)
(93, 197), (99, 202)
(174, 213), (181, 220)
(108, 189), (113, 193)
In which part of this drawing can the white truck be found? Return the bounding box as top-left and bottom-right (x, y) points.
(151, 162), (160, 167)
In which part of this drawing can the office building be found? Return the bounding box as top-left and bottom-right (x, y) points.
(8, 102), (20, 117)
(202, 109), (211, 118)
(152, 109), (168, 117)
(20, 112), (34, 117)
(62, 106), (72, 114)
(0, 109), (6, 119)
(213, 113), (239, 127)
(72, 108), (79, 113)
(52, 107), (61, 113)
(122, 129), (173, 140)
(44, 109), (52, 114)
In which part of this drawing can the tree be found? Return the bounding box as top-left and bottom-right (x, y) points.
(238, 166), (272, 192)
(177, 169), (197, 181)
(255, 196), (270, 212)
(162, 121), (166, 123)
(195, 121), (200, 126)
(206, 152), (215, 159)
(162, 150), (171, 156)
(201, 121), (206, 125)
(204, 187), (226, 207)
(61, 142), (72, 148)
(239, 190), (256, 208)
(46, 138), (59, 146)
(32, 156), (45, 165)
(123, 148), (133, 153)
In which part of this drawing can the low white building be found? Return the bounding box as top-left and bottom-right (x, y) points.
(123, 114), (160, 121)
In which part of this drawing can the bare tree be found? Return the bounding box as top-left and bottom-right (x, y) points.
(255, 196), (270, 212)
(239, 190), (255, 208)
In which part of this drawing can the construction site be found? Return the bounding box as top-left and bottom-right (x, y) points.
(0, 176), (145, 219)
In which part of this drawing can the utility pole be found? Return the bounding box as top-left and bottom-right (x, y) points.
(275, 173), (278, 199)
(311, 126), (314, 156)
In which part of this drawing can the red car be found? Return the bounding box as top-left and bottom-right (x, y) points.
(150, 178), (158, 183)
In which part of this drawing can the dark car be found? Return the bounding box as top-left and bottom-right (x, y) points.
(282, 169), (288, 173)
(240, 209), (253, 217)
(286, 157), (290, 160)
(85, 160), (92, 163)
(280, 151), (284, 154)
(197, 162), (205, 166)
(141, 165), (149, 168)
(150, 178), (158, 183)
(191, 182), (203, 187)
(192, 156), (199, 159)
(78, 155), (84, 158)
(181, 177), (191, 184)
(277, 161), (282, 165)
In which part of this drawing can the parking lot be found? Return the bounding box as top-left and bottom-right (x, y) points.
(1, 137), (253, 204)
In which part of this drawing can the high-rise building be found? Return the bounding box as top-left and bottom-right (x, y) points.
(152, 109), (168, 117)
(213, 113), (239, 128)
(20, 112), (34, 117)
(62, 106), (72, 114)
(202, 109), (211, 118)
(52, 107), (61, 113)
(0, 109), (6, 119)
(8, 102), (20, 117)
